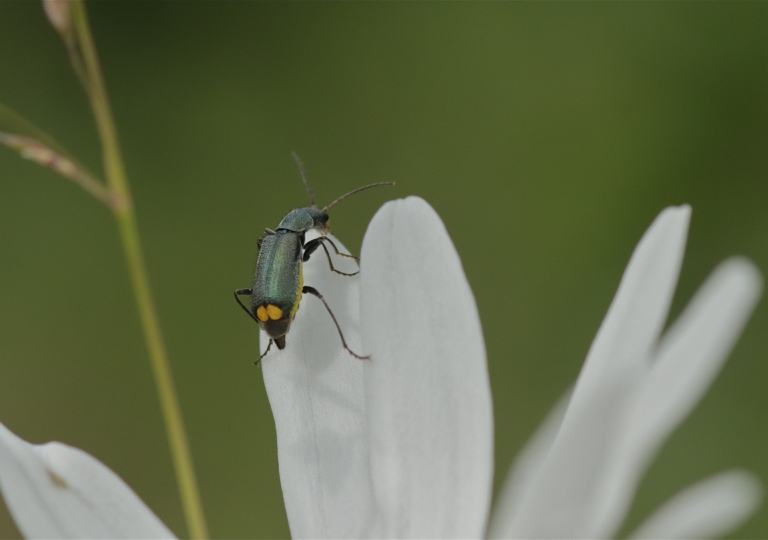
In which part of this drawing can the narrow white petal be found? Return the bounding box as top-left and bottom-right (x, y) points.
(629, 471), (762, 539)
(0, 421), (174, 539)
(507, 206), (691, 538)
(569, 206), (691, 406)
(593, 258), (763, 535)
(261, 232), (375, 539)
(360, 197), (494, 539)
(487, 388), (572, 539)
(630, 258), (762, 451)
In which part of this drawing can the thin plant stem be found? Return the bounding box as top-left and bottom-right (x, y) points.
(0, 131), (113, 207)
(69, 2), (208, 538)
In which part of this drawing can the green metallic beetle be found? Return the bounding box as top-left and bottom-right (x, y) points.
(235, 154), (392, 364)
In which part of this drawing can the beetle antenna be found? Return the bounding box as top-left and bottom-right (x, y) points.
(323, 182), (395, 212)
(291, 151), (316, 208)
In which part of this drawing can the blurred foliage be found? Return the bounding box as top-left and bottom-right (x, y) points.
(0, 2), (767, 538)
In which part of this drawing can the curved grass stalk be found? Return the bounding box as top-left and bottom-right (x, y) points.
(0, 101), (113, 205)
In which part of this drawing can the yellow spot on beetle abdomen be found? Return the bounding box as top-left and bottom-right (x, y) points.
(267, 304), (283, 320)
(257, 304), (284, 321)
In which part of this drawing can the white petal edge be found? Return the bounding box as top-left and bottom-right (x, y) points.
(570, 205), (691, 403)
(361, 197), (494, 538)
(261, 232), (376, 539)
(628, 470), (762, 539)
(487, 388), (572, 539)
(0, 421), (174, 539)
(507, 206), (691, 538)
(593, 257), (763, 536)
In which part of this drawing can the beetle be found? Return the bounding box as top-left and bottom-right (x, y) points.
(234, 154), (393, 364)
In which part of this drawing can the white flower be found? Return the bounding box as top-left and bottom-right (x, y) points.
(0, 421), (174, 538)
(262, 197), (763, 539)
(0, 197), (761, 539)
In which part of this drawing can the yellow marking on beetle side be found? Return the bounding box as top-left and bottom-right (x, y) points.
(266, 304), (283, 320)
(290, 261), (304, 320)
(256, 305), (269, 322)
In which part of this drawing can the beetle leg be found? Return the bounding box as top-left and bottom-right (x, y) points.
(302, 237), (323, 262)
(321, 236), (360, 262)
(302, 285), (370, 360)
(317, 240), (359, 276)
(255, 339), (273, 366)
(303, 237), (359, 277)
(264, 228), (276, 236)
(234, 288), (259, 323)
(257, 237), (263, 250)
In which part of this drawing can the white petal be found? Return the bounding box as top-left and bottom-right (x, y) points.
(360, 197), (494, 538)
(0, 421), (174, 539)
(507, 206), (691, 538)
(594, 258), (763, 535)
(261, 232), (376, 539)
(568, 206), (691, 405)
(629, 470), (762, 539)
(487, 388), (572, 539)
(630, 258), (762, 451)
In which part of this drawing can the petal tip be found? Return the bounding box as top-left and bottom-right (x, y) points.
(720, 256), (764, 291)
(658, 204), (692, 229)
(728, 469), (763, 499)
(363, 196), (440, 248)
(377, 195), (433, 215)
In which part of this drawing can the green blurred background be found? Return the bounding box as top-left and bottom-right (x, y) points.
(0, 2), (767, 538)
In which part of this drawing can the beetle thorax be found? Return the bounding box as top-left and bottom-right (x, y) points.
(277, 207), (329, 233)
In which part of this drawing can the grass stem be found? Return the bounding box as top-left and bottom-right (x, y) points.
(70, 3), (209, 538)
